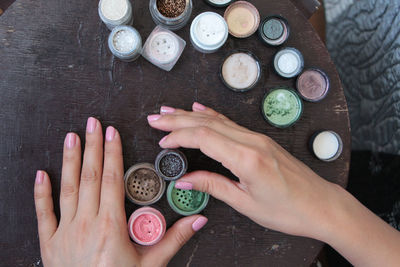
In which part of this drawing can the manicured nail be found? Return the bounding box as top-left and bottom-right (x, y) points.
(106, 126), (116, 142)
(192, 216), (208, 231)
(65, 133), (76, 149)
(175, 181), (193, 190)
(160, 106), (176, 114)
(87, 117), (97, 133)
(193, 102), (207, 111)
(147, 114), (162, 122)
(35, 170), (44, 185)
(159, 135), (168, 145)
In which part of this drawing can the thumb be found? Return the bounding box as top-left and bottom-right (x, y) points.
(145, 215), (208, 265)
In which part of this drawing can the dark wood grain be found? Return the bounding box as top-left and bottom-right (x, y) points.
(0, 0), (350, 266)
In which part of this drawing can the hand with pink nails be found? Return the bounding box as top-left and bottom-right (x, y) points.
(34, 117), (207, 267)
(148, 103), (400, 267)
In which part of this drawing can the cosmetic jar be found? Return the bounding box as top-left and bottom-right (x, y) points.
(98, 0), (133, 30)
(124, 163), (166, 205)
(167, 181), (209, 216)
(224, 1), (260, 38)
(155, 149), (188, 181)
(149, 0), (192, 31)
(128, 207), (166, 246)
(258, 15), (290, 46)
(310, 131), (343, 162)
(190, 12), (228, 54)
(108, 25), (142, 61)
(220, 50), (261, 92)
(296, 68), (330, 102)
(142, 25), (186, 71)
(204, 0), (235, 8)
(262, 87), (303, 128)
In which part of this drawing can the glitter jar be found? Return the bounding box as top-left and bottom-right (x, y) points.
(108, 25), (142, 61)
(190, 12), (228, 53)
(155, 149), (188, 181)
(310, 131), (343, 162)
(273, 47), (304, 78)
(149, 0), (193, 31)
(258, 15), (290, 46)
(98, 0), (133, 30)
(167, 181), (209, 216)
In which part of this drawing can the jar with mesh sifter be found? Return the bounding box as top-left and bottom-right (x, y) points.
(167, 181), (209, 216)
(124, 163), (166, 205)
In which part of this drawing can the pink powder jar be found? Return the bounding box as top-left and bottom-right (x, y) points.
(128, 207), (166, 246)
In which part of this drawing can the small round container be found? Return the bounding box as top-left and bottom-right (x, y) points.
(296, 68), (330, 102)
(108, 25), (142, 61)
(224, 1), (260, 38)
(258, 15), (290, 46)
(310, 131), (343, 162)
(220, 50), (261, 92)
(190, 12), (228, 54)
(149, 0), (192, 31)
(98, 0), (133, 30)
(262, 87), (303, 128)
(155, 149), (188, 181)
(167, 181), (209, 216)
(273, 47), (304, 78)
(128, 207), (166, 246)
(124, 163), (166, 205)
(204, 0), (235, 8)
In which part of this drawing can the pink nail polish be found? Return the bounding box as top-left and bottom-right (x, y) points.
(147, 114), (162, 122)
(160, 106), (176, 114)
(193, 102), (207, 111)
(106, 126), (116, 142)
(65, 133), (76, 149)
(35, 170), (44, 184)
(87, 117), (97, 133)
(159, 135), (168, 145)
(175, 181), (193, 190)
(192, 217), (208, 231)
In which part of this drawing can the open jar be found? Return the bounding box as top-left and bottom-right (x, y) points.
(149, 0), (193, 31)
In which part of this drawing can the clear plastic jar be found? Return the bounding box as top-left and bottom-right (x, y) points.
(149, 0), (192, 31)
(98, 0), (133, 30)
(108, 25), (142, 61)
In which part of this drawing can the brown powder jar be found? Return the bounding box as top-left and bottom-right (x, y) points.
(149, 0), (192, 31)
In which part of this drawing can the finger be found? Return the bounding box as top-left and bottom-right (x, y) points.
(59, 133), (81, 224)
(145, 215), (208, 265)
(175, 171), (250, 213)
(34, 170), (57, 244)
(77, 117), (103, 216)
(99, 126), (125, 217)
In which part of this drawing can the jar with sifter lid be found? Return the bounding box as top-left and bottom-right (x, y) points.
(149, 0), (193, 31)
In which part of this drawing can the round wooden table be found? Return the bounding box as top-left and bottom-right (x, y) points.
(0, 0), (350, 265)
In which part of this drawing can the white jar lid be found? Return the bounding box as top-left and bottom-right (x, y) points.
(312, 131), (343, 161)
(190, 12), (228, 52)
(147, 31), (180, 64)
(274, 47), (304, 78)
(99, 0), (128, 21)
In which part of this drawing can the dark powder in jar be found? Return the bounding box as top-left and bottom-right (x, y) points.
(157, 0), (186, 18)
(127, 168), (161, 201)
(159, 154), (183, 177)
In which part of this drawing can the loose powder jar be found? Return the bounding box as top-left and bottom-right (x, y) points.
(108, 25), (142, 61)
(273, 47), (304, 78)
(98, 0), (133, 30)
(190, 12), (228, 54)
(224, 1), (260, 38)
(124, 163), (166, 205)
(204, 0), (235, 8)
(128, 207), (166, 246)
(167, 181), (209, 216)
(262, 87), (303, 128)
(142, 25), (186, 71)
(258, 15), (290, 46)
(296, 68), (330, 102)
(155, 149), (188, 181)
(310, 131), (343, 162)
(220, 50), (261, 92)
(149, 0), (193, 31)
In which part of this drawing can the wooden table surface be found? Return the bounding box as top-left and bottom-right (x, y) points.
(0, 0), (350, 266)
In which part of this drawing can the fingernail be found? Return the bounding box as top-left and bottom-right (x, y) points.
(35, 170), (44, 184)
(193, 102), (207, 111)
(147, 114), (162, 122)
(159, 135), (168, 145)
(160, 106), (176, 114)
(175, 181), (193, 190)
(106, 126), (116, 142)
(65, 133), (76, 149)
(87, 117), (97, 133)
(192, 216), (208, 232)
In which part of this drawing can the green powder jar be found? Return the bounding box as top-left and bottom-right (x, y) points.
(167, 181), (209, 216)
(262, 87), (303, 128)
